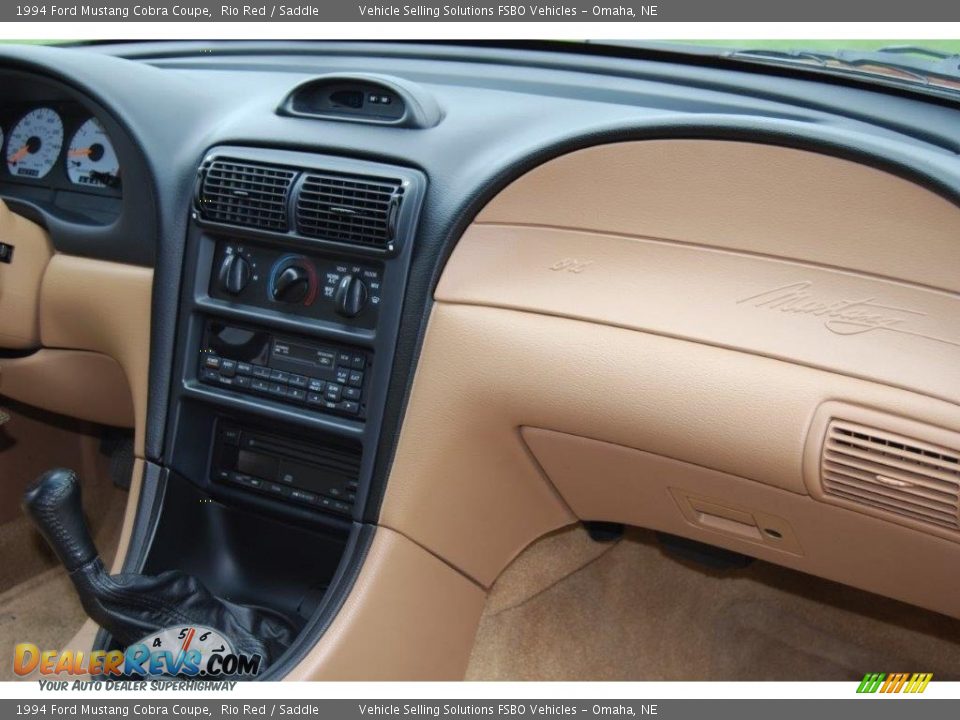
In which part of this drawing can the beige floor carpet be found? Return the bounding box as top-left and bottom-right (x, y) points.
(466, 526), (960, 680)
(0, 568), (89, 680)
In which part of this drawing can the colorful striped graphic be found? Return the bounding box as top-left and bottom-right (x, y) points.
(857, 672), (933, 694)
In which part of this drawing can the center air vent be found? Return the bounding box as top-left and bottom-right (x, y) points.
(198, 160), (296, 232)
(821, 419), (960, 532)
(194, 148), (425, 256)
(295, 173), (403, 249)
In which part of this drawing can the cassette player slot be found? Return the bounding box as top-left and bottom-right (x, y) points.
(198, 319), (370, 420)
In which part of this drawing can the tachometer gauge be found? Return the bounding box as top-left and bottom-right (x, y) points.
(6, 107), (64, 179)
(66, 117), (121, 189)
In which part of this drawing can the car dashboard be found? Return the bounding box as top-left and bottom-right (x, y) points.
(0, 40), (959, 680)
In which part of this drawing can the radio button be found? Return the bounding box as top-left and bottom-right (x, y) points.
(252, 366), (271, 379)
(338, 400), (360, 415)
(203, 355), (221, 369)
(231, 472), (261, 489)
(343, 386), (361, 401)
(220, 359), (237, 377)
(290, 489), (317, 504)
(268, 383), (288, 398)
(264, 482), (288, 497)
(332, 501), (351, 514)
(237, 362), (254, 376)
(324, 384), (342, 402)
(350, 354), (365, 370)
(235, 375), (251, 389)
(288, 374), (308, 388)
(347, 370), (364, 388)
(287, 388), (307, 403)
(306, 392), (325, 405)
(335, 367), (351, 384)
(251, 379), (271, 394)
(269, 369), (290, 383)
(200, 367), (219, 383)
(336, 350), (352, 366)
(307, 378), (326, 393)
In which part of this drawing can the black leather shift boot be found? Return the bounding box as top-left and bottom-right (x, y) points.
(23, 468), (296, 671)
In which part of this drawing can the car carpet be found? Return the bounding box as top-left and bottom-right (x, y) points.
(466, 525), (960, 680)
(0, 568), (88, 681)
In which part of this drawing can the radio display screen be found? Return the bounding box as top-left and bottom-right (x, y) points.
(270, 339), (335, 370)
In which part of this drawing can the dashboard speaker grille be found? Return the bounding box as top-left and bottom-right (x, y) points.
(198, 160), (296, 231)
(295, 172), (403, 248)
(822, 420), (960, 531)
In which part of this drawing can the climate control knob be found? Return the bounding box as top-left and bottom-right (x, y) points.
(334, 274), (369, 318)
(271, 264), (311, 304)
(218, 253), (251, 295)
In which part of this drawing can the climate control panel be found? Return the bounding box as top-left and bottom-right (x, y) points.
(209, 239), (383, 328)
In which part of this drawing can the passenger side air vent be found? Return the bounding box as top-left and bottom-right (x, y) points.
(295, 173), (403, 249)
(822, 420), (960, 532)
(198, 160), (296, 232)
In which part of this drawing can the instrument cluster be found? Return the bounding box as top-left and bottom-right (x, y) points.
(0, 101), (121, 197)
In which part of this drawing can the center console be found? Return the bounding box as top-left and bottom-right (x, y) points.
(165, 146), (425, 527)
(119, 147), (426, 674)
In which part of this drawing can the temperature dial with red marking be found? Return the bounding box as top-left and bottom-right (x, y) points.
(269, 255), (318, 305)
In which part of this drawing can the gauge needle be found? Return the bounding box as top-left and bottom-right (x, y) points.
(68, 148), (92, 157)
(8, 146), (29, 163)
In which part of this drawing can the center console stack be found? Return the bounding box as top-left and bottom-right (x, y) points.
(116, 147), (426, 674)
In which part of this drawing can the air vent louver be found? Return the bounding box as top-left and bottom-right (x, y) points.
(295, 172), (403, 248)
(198, 160), (296, 231)
(822, 420), (960, 532)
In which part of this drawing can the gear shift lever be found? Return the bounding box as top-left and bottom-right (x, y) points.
(23, 468), (98, 572)
(23, 468), (296, 671)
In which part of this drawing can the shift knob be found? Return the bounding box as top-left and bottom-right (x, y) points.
(22, 468), (98, 572)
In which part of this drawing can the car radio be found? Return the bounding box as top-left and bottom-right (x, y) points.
(197, 319), (369, 418)
(211, 421), (360, 517)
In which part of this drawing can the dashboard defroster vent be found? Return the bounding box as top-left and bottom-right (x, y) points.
(821, 420), (960, 532)
(295, 173), (403, 249)
(198, 160), (296, 232)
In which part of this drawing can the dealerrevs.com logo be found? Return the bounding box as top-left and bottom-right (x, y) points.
(857, 673), (933, 694)
(14, 625), (261, 678)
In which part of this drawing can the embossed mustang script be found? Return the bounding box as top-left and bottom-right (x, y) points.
(737, 281), (959, 348)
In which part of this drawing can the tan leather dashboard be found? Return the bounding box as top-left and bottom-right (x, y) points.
(440, 223), (960, 406)
(0, 200), (152, 457)
(373, 140), (960, 638)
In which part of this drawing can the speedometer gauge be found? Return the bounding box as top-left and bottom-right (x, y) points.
(6, 108), (64, 179)
(66, 118), (120, 189)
